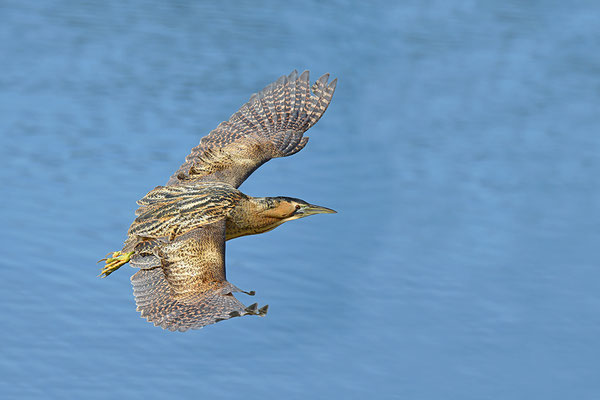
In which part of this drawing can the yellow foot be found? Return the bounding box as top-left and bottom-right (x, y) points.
(98, 251), (133, 278)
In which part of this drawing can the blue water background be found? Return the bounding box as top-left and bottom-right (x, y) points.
(1, 1), (599, 399)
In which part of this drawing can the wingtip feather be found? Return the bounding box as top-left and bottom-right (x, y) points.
(299, 70), (310, 82)
(328, 78), (338, 90)
(317, 73), (330, 86)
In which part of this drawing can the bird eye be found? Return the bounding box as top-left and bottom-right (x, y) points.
(295, 204), (301, 211)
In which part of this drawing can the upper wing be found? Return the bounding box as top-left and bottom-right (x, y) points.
(130, 221), (267, 331)
(166, 70), (337, 188)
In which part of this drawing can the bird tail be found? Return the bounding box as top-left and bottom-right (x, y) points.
(131, 268), (268, 331)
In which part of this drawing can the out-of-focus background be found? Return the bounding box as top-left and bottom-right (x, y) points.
(1, 1), (599, 399)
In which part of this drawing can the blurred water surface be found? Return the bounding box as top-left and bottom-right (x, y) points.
(1, 1), (599, 399)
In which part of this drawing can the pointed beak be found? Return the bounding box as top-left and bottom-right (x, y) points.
(298, 203), (337, 216)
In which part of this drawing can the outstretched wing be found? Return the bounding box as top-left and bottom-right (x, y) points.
(167, 70), (337, 188)
(130, 221), (267, 331)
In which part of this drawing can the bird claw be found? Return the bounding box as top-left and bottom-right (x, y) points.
(98, 251), (133, 278)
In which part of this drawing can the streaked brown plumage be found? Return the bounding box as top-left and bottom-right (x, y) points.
(100, 70), (337, 331)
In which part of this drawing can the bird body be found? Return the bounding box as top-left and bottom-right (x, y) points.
(101, 70), (337, 331)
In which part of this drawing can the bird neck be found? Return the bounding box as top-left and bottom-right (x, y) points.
(225, 197), (286, 240)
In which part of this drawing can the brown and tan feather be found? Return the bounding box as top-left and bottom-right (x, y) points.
(167, 70), (337, 188)
(124, 182), (245, 249)
(130, 221), (260, 331)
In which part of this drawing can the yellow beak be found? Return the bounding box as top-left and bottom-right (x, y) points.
(298, 204), (337, 216)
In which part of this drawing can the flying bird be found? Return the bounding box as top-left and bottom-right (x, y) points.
(100, 70), (337, 331)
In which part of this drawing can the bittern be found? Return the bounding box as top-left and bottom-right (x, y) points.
(100, 70), (337, 331)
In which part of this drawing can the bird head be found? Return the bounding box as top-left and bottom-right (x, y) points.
(261, 196), (336, 222)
